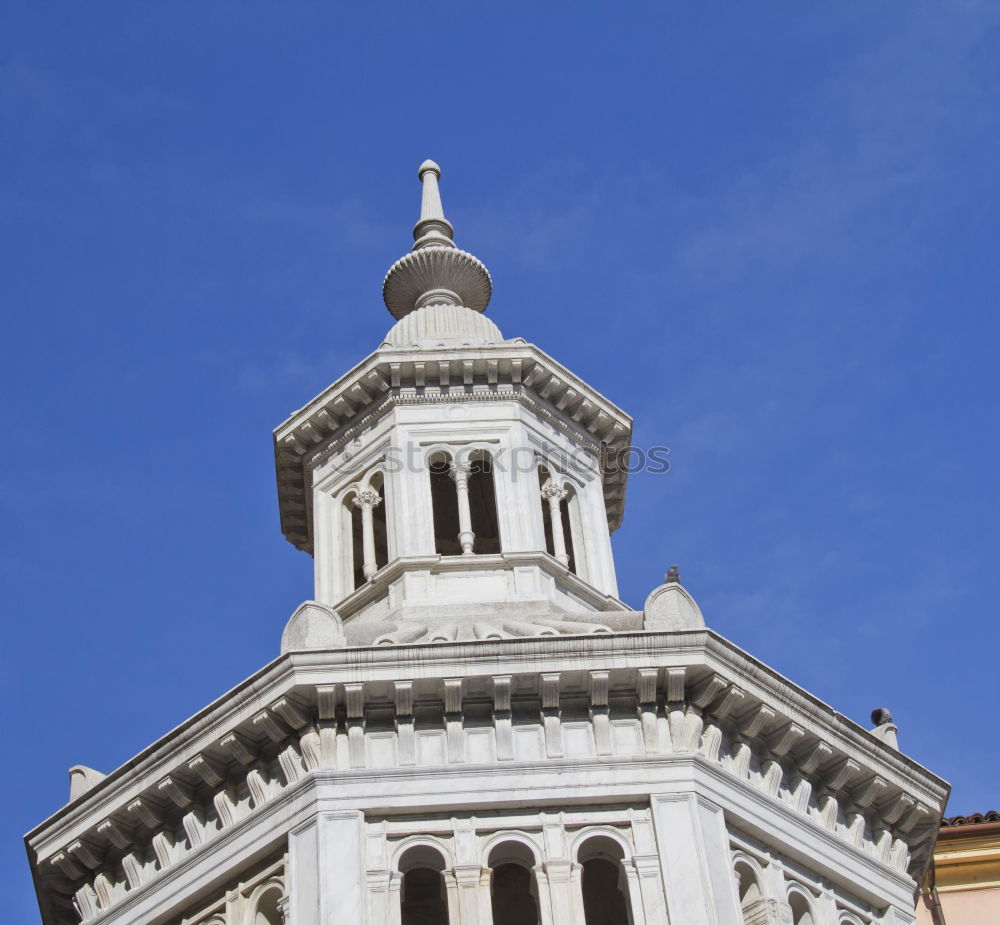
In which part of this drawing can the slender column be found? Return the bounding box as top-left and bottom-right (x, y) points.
(449, 462), (475, 555)
(353, 487), (382, 579)
(540, 480), (569, 565)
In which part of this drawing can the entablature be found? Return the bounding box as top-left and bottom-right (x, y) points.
(27, 630), (947, 925)
(273, 343), (633, 553)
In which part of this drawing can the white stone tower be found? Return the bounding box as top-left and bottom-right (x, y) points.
(27, 162), (948, 925)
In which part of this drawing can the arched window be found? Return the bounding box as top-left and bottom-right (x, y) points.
(251, 885), (283, 925)
(733, 859), (770, 925)
(578, 835), (629, 925)
(399, 845), (450, 925)
(429, 452), (462, 556)
(467, 450), (500, 555)
(488, 841), (539, 925)
(538, 465), (577, 574)
(428, 448), (501, 556)
(788, 890), (816, 925)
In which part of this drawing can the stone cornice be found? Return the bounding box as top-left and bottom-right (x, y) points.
(272, 343), (633, 553)
(26, 629), (948, 924)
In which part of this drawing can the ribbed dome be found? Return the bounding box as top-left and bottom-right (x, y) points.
(383, 303), (504, 349)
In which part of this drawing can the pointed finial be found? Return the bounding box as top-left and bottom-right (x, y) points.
(382, 160), (492, 320)
(413, 159), (455, 251)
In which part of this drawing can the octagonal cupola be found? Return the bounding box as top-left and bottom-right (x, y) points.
(273, 161), (635, 643)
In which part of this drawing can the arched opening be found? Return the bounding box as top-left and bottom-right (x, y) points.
(734, 860), (768, 925)
(789, 891), (816, 925)
(578, 835), (629, 925)
(399, 845), (450, 925)
(369, 472), (389, 572)
(488, 841), (539, 925)
(468, 451), (500, 555)
(252, 885), (283, 925)
(429, 453), (462, 556)
(538, 465), (557, 556)
(561, 483), (578, 575)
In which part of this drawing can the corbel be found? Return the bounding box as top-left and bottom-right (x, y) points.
(890, 836), (910, 872)
(845, 807), (866, 847)
(825, 757), (861, 792)
(731, 734), (753, 779)
(50, 851), (85, 880)
(462, 359), (474, 386)
(540, 673), (563, 758)
(443, 678), (465, 763)
(74, 884), (99, 922)
(881, 792), (915, 826)
(188, 753), (227, 788)
(151, 829), (178, 869)
(345, 683), (367, 769)
(316, 683), (339, 767)
(899, 801), (933, 834)
(212, 788), (238, 829)
(682, 704), (705, 753)
(220, 731), (257, 766)
(589, 670), (612, 756)
(636, 668), (659, 754)
(556, 387), (578, 412)
(818, 789), (839, 830)
(797, 740), (833, 776)
(92, 871), (116, 909)
(760, 753), (783, 797)
(701, 720), (723, 762)
(246, 764), (271, 808)
(769, 723), (805, 758)
(492, 675), (514, 761)
(486, 359), (499, 385)
(852, 775), (889, 810)
(690, 673), (727, 709)
(874, 826), (894, 862)
(712, 684), (747, 720)
(510, 358), (523, 384)
(299, 422), (322, 445)
(181, 805), (208, 849)
(414, 362), (426, 389)
(126, 797), (162, 830)
(277, 742), (305, 786)
(791, 775), (813, 814)
(394, 680), (416, 767)
(665, 667), (686, 703)
(97, 818), (131, 851)
(389, 363), (401, 389)
(157, 775), (194, 809)
(316, 407), (338, 431)
(252, 709), (292, 743)
(270, 696), (312, 730)
(738, 703), (776, 739)
(121, 853), (146, 890)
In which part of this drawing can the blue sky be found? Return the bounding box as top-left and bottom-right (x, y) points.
(3, 2), (999, 918)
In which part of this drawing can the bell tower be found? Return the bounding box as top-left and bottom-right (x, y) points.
(27, 161), (948, 925)
(274, 161), (634, 642)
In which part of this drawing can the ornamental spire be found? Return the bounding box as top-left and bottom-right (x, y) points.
(412, 160), (454, 250)
(382, 159), (492, 320)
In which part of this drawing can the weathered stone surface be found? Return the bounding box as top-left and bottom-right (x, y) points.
(280, 600), (346, 653)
